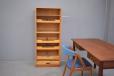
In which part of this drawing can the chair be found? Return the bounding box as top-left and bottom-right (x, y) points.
(62, 44), (92, 76)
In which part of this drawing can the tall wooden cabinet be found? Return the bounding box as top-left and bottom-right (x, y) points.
(35, 8), (61, 66)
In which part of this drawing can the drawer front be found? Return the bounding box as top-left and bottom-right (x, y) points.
(103, 61), (114, 69)
(36, 61), (60, 67)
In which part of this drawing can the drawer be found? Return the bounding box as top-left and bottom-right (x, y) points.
(36, 61), (60, 67)
(103, 61), (114, 69)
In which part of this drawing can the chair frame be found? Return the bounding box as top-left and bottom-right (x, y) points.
(62, 50), (92, 76)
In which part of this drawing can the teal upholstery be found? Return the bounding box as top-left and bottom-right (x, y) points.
(67, 58), (92, 69)
(62, 44), (92, 69)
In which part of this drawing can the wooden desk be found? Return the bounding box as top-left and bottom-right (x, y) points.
(72, 39), (114, 76)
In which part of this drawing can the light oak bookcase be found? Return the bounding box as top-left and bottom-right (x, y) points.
(35, 8), (61, 67)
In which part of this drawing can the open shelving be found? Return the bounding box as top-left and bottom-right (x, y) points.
(35, 8), (61, 67)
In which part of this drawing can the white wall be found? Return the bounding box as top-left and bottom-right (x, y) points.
(0, 0), (36, 61)
(0, 0), (107, 61)
(108, 0), (114, 44)
(61, 0), (106, 45)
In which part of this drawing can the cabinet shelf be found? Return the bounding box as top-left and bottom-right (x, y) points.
(36, 39), (60, 43)
(37, 15), (61, 17)
(36, 46), (59, 50)
(36, 20), (60, 23)
(35, 8), (61, 67)
(36, 31), (60, 34)
(37, 56), (59, 60)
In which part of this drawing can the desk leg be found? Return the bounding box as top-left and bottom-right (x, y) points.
(98, 63), (103, 76)
(73, 41), (76, 51)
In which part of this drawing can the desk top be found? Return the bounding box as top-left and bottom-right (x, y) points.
(72, 39), (114, 61)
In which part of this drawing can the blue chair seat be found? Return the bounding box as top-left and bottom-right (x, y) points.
(66, 58), (92, 69)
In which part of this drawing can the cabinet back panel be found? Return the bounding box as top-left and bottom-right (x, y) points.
(37, 24), (59, 32)
(36, 8), (60, 16)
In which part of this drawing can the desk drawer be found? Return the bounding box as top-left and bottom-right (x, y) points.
(36, 61), (60, 67)
(103, 61), (114, 69)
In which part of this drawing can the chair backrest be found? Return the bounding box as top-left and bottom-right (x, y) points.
(62, 44), (76, 56)
(62, 44), (86, 67)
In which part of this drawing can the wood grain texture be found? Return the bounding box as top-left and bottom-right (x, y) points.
(72, 38), (114, 76)
(35, 8), (61, 66)
(73, 39), (114, 61)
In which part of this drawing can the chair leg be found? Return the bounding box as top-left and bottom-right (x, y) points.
(88, 68), (92, 76)
(69, 68), (74, 76)
(81, 71), (83, 76)
(63, 64), (67, 76)
(90, 68), (92, 76)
